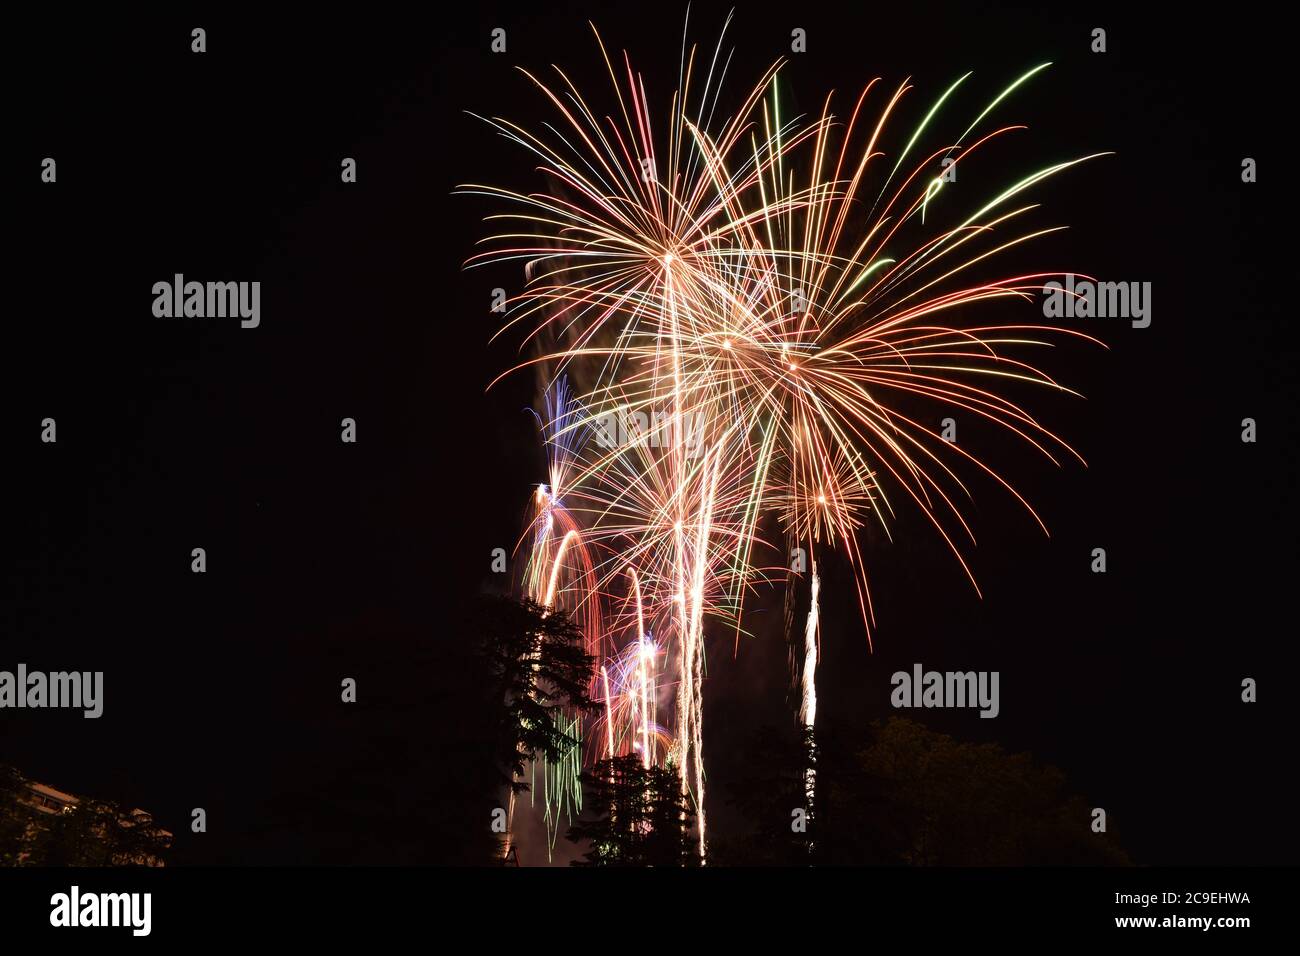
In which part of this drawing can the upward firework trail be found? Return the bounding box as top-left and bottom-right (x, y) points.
(463, 10), (1105, 858)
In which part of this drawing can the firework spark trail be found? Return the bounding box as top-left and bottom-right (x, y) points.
(601, 666), (615, 758)
(800, 562), (820, 731)
(627, 567), (655, 768)
(800, 561), (820, 842)
(467, 14), (1103, 859)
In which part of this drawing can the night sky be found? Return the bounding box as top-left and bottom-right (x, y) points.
(6, 4), (1295, 866)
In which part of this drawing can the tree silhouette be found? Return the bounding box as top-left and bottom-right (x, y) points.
(473, 596), (598, 793)
(711, 724), (821, 865)
(717, 718), (1130, 866)
(0, 766), (30, 866)
(854, 717), (1130, 865)
(567, 754), (699, 866)
(0, 765), (172, 866)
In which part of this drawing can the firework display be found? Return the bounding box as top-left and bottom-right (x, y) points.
(463, 12), (1105, 858)
(6, 6), (1291, 941)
